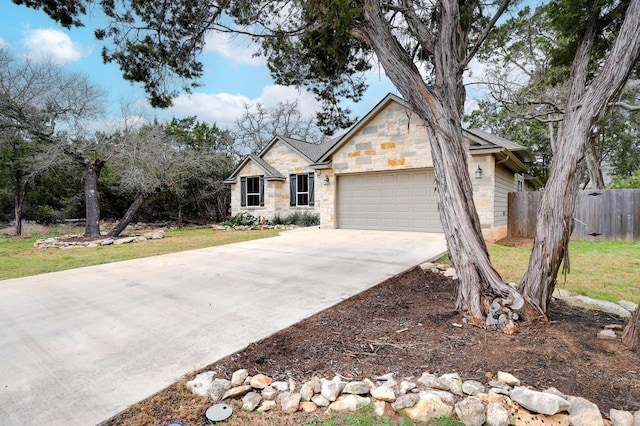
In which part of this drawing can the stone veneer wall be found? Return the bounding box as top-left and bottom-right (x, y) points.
(318, 102), (503, 239)
(229, 142), (320, 221)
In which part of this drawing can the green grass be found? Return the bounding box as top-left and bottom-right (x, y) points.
(300, 406), (464, 426)
(488, 240), (640, 303)
(302, 405), (417, 426)
(0, 226), (280, 280)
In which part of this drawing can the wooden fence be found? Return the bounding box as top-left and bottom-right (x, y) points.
(508, 189), (640, 241)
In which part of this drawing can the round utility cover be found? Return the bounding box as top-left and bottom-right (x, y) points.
(205, 403), (233, 422)
(167, 423), (185, 426)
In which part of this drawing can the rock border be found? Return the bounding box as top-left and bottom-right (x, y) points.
(186, 369), (639, 425)
(33, 230), (165, 249)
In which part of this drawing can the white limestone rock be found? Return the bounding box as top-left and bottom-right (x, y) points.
(250, 374), (274, 389)
(271, 381), (290, 392)
(618, 300), (639, 312)
(327, 395), (371, 413)
(373, 400), (386, 416)
(300, 381), (315, 401)
(565, 295), (631, 318)
(610, 409), (634, 426)
(261, 385), (278, 400)
(444, 267), (458, 278)
(320, 376), (346, 402)
(402, 394), (453, 423)
(392, 394), (419, 411)
(497, 371), (521, 387)
(419, 390), (457, 405)
(311, 394), (331, 407)
(231, 369), (249, 387)
(568, 396), (604, 426)
(417, 372), (447, 390)
(371, 385), (396, 402)
(342, 381), (372, 395)
(462, 380), (485, 396)
(510, 386), (570, 415)
(242, 392), (262, 411)
(440, 373), (464, 396)
(221, 385), (252, 400)
(455, 396), (486, 426)
(278, 392), (301, 413)
(256, 400), (276, 412)
(185, 371), (216, 397)
(486, 402), (510, 426)
(399, 380), (417, 395)
(209, 378), (232, 401)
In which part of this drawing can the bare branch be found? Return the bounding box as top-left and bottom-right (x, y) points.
(461, 0), (512, 70)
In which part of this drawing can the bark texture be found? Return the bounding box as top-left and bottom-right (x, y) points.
(622, 307), (640, 352)
(13, 170), (24, 236)
(83, 159), (105, 237)
(518, 0), (640, 315)
(107, 191), (155, 237)
(358, 0), (522, 323)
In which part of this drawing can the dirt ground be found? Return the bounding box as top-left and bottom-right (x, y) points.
(105, 267), (639, 425)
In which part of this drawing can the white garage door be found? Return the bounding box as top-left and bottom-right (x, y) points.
(337, 170), (442, 232)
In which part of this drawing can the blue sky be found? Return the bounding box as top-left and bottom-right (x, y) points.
(0, 2), (402, 132)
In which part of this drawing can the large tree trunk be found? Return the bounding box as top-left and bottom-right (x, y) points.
(519, 0), (640, 315)
(13, 170), (24, 237)
(83, 159), (105, 237)
(585, 135), (605, 189)
(622, 307), (640, 352)
(107, 192), (151, 237)
(359, 0), (523, 326)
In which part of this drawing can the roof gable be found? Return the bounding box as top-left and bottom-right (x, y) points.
(259, 135), (336, 163)
(317, 93), (408, 163)
(224, 153), (285, 183)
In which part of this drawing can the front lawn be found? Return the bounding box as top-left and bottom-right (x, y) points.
(489, 239), (640, 303)
(0, 226), (280, 280)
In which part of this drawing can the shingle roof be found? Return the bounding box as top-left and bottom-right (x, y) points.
(279, 136), (337, 163)
(248, 154), (285, 179)
(465, 128), (526, 152)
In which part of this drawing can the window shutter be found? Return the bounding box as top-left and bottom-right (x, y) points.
(259, 176), (265, 206)
(289, 174), (297, 206)
(240, 177), (247, 207)
(308, 173), (315, 206)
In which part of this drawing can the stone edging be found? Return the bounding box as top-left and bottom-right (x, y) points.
(33, 230), (165, 249)
(186, 369), (639, 425)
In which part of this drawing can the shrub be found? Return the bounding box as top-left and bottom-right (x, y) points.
(271, 213), (286, 225)
(609, 170), (640, 189)
(222, 212), (259, 227)
(272, 211), (320, 227)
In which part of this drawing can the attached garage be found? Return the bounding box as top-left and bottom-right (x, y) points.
(336, 170), (442, 232)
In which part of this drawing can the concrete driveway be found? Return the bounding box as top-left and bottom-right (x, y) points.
(0, 228), (446, 425)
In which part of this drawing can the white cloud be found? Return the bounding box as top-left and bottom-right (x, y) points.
(22, 28), (86, 64)
(165, 85), (320, 129)
(203, 31), (265, 67)
(0, 37), (9, 49)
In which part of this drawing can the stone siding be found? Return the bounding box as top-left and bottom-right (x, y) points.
(229, 142), (320, 221)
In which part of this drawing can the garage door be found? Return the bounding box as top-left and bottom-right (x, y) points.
(337, 170), (442, 232)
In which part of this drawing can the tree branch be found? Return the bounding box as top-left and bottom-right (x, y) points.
(612, 101), (640, 111)
(461, 0), (512, 71)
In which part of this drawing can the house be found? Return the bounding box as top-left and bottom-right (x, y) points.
(225, 93), (538, 241)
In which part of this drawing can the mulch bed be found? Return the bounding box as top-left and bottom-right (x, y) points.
(106, 267), (640, 425)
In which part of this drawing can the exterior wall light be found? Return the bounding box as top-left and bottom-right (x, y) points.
(475, 165), (483, 179)
(324, 175), (330, 185)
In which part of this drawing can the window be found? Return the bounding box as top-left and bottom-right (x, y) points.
(516, 174), (525, 192)
(289, 173), (315, 207)
(240, 176), (264, 207)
